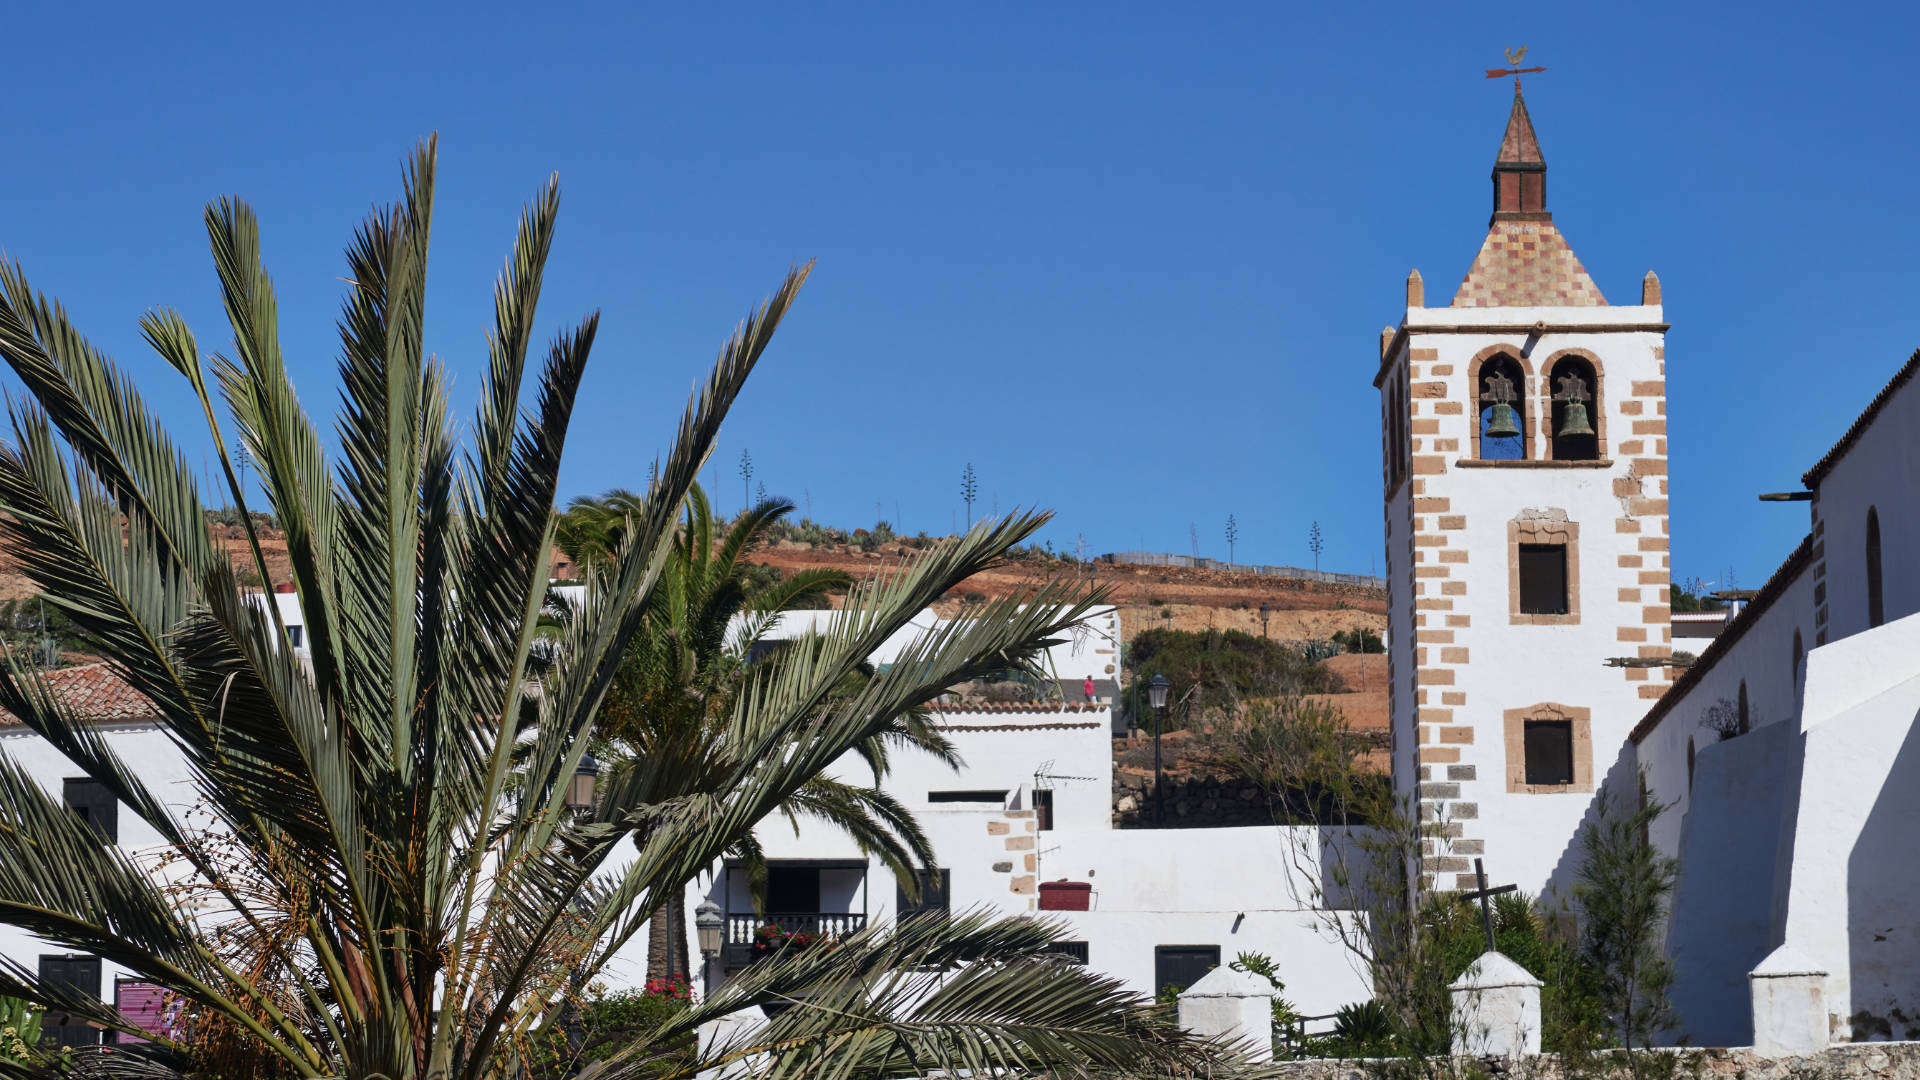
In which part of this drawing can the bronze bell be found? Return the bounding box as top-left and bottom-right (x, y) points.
(1485, 402), (1521, 439)
(1552, 371), (1595, 438)
(1556, 401), (1594, 438)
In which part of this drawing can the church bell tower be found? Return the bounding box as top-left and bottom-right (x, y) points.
(1376, 82), (1672, 896)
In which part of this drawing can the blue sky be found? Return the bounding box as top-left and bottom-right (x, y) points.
(5, 3), (1917, 587)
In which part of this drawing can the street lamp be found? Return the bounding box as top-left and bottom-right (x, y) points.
(565, 754), (600, 814)
(1147, 674), (1170, 826)
(695, 897), (725, 995)
(1259, 602), (1271, 639)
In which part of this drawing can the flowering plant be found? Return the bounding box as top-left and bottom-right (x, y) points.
(750, 923), (836, 955)
(642, 976), (693, 1003)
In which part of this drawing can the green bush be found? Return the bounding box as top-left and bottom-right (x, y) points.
(1331, 628), (1383, 654)
(1412, 892), (1607, 1056)
(1124, 628), (1343, 727)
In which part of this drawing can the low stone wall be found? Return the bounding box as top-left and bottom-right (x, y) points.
(1112, 772), (1275, 829)
(1261, 1043), (1920, 1079)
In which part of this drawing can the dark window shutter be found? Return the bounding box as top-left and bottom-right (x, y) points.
(38, 954), (102, 1048)
(1042, 940), (1089, 964)
(1523, 721), (1574, 786)
(62, 779), (117, 844)
(1518, 545), (1569, 615)
(1153, 945), (1220, 996)
(896, 869), (949, 921)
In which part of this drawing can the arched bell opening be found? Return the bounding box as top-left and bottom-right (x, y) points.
(1475, 353), (1528, 461)
(1548, 355), (1600, 461)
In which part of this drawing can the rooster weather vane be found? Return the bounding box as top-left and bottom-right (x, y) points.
(1486, 45), (1547, 89)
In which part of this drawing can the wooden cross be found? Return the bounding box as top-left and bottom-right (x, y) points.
(1486, 46), (1547, 90)
(1460, 858), (1518, 954)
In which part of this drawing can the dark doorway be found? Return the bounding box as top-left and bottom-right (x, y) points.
(765, 866), (821, 914)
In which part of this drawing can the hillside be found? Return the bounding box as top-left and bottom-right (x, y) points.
(743, 539), (1388, 644)
(1, 520), (1389, 668)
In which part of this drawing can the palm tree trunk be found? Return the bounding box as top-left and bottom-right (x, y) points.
(646, 890), (693, 983)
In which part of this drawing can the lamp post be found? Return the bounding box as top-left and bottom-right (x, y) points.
(695, 897), (725, 997)
(1147, 673), (1170, 826)
(565, 754), (600, 816)
(1259, 602), (1270, 639)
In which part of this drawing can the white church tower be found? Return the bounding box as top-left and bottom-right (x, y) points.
(1376, 83), (1672, 896)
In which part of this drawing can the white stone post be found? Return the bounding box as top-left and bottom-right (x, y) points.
(1448, 951), (1542, 1057)
(1177, 965), (1275, 1062)
(1750, 944), (1828, 1058)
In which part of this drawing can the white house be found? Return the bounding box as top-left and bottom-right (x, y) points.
(658, 603), (1371, 1014)
(0, 665), (181, 1047)
(2, 597), (1373, 1044)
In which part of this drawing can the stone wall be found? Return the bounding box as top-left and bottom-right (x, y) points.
(1259, 1043), (1920, 1080)
(1112, 771), (1276, 829)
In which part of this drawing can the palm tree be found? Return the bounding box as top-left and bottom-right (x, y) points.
(0, 143), (1218, 1080)
(558, 483), (947, 985)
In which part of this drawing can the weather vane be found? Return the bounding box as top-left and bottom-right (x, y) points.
(1486, 46), (1547, 90)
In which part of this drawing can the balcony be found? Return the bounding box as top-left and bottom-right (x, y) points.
(722, 912), (868, 969)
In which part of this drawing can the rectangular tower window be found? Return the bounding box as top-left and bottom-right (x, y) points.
(1523, 720), (1574, 786)
(1517, 544), (1569, 615)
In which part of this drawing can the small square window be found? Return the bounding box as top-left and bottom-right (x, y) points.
(63, 778), (117, 844)
(1153, 945), (1220, 997)
(896, 869), (949, 922)
(1518, 544), (1569, 615)
(287, 625), (304, 648)
(1523, 721), (1574, 786)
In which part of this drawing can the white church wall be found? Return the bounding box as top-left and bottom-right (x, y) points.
(1806, 364), (1920, 643)
(1664, 720), (1800, 1047)
(1776, 608), (1920, 1042)
(1633, 554), (1814, 859)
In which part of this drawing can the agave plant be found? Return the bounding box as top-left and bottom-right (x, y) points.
(0, 142), (1210, 1080)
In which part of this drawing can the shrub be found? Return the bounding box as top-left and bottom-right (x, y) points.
(1331, 628), (1384, 654)
(1124, 628), (1343, 727)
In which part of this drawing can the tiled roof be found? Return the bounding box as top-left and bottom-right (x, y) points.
(931, 701), (1107, 717)
(1629, 535), (1813, 745)
(0, 663), (159, 728)
(1801, 348), (1920, 489)
(1451, 219), (1607, 308)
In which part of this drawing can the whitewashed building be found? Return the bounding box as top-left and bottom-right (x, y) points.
(671, 604), (1372, 1014)
(1381, 82), (1920, 1049)
(1376, 83), (1673, 899)
(1632, 348), (1920, 1046)
(2, 598), (1373, 1039)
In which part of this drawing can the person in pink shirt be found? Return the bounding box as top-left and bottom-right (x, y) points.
(1082, 676), (1096, 702)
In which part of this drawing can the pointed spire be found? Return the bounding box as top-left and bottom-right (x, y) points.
(1496, 87), (1544, 166)
(1491, 86), (1547, 219)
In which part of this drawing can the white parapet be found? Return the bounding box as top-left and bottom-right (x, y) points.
(1177, 965), (1276, 1062)
(1449, 950), (1542, 1058)
(1750, 944), (1829, 1058)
